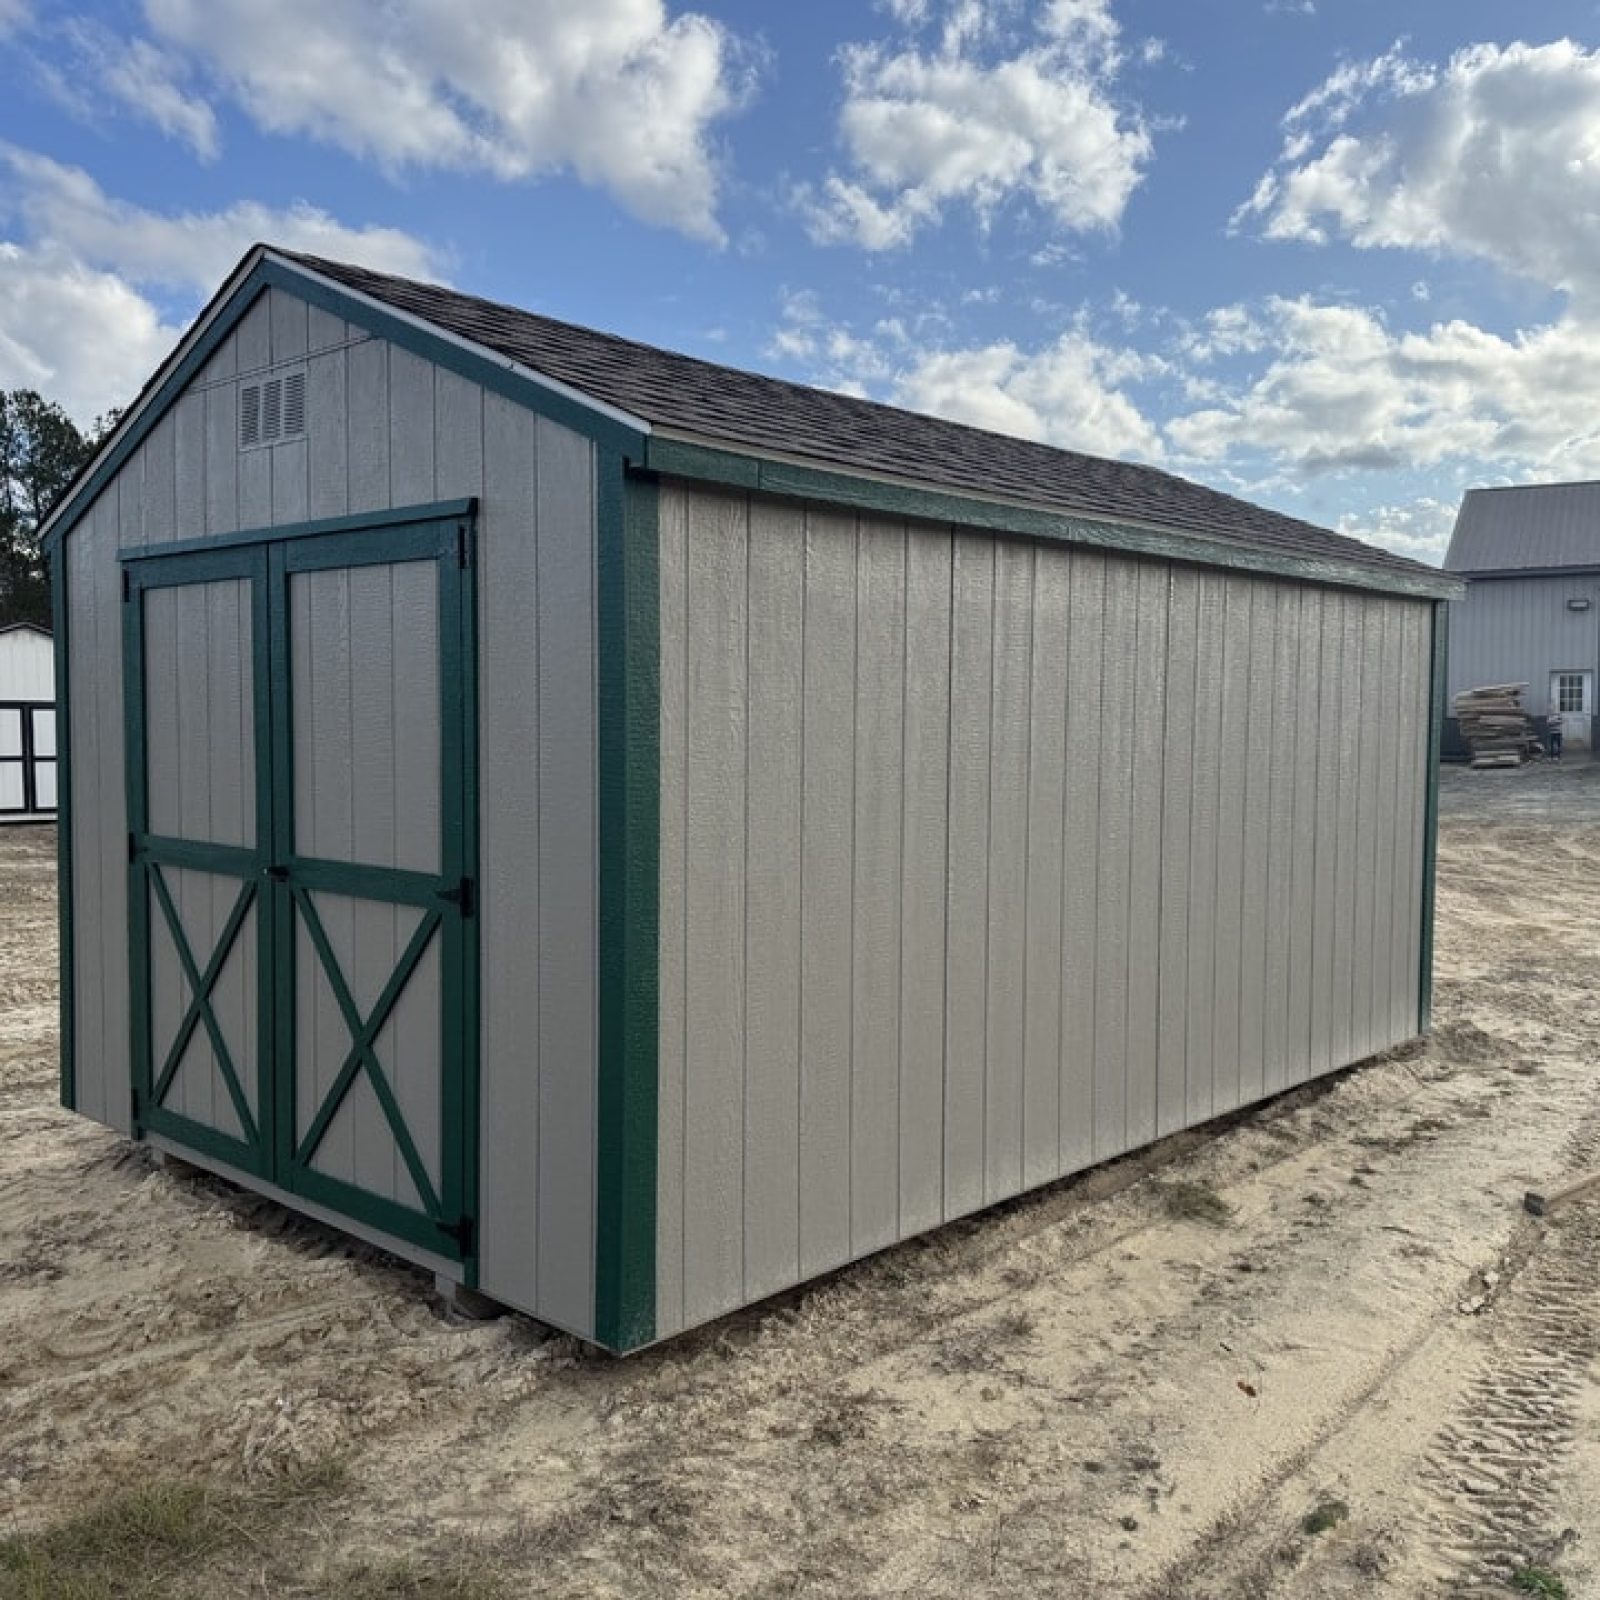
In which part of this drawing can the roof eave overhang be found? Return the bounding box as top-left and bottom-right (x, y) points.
(40, 247), (652, 555)
(644, 430), (1464, 602)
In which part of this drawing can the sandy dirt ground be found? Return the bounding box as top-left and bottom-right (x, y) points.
(5, 763), (1600, 1597)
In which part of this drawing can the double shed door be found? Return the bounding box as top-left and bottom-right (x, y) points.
(124, 515), (478, 1262)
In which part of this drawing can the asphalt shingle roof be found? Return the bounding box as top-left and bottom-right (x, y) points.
(1446, 481), (1600, 573)
(282, 250), (1434, 582)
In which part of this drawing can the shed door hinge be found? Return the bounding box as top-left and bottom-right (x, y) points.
(457, 523), (474, 569)
(437, 1215), (475, 1255)
(121, 568), (131, 602)
(437, 877), (475, 918)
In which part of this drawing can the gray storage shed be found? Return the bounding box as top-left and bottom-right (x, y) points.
(45, 246), (1458, 1352)
(1446, 481), (1600, 753)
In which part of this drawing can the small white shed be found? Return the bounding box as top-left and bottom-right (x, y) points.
(0, 622), (57, 821)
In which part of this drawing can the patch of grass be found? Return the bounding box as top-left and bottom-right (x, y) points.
(1299, 1497), (1349, 1537)
(333, 1553), (507, 1600)
(0, 1460), (348, 1600)
(1158, 1180), (1236, 1227)
(1511, 1565), (1568, 1599)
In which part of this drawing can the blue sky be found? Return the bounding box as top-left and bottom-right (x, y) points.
(3, 0), (1600, 563)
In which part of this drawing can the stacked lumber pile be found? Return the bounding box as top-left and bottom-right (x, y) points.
(1454, 684), (1542, 768)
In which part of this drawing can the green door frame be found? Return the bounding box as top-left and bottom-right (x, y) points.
(123, 503), (480, 1266)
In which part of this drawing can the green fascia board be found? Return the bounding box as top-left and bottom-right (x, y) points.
(645, 437), (1464, 603)
(594, 457), (660, 1353)
(44, 253), (647, 557)
(51, 544), (74, 1111)
(1418, 600), (1448, 1034)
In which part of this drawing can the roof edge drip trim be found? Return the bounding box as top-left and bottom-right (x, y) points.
(41, 250), (650, 555)
(645, 436), (1464, 602)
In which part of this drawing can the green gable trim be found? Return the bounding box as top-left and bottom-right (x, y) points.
(52, 544), (75, 1111)
(594, 457), (660, 1353)
(1418, 600), (1448, 1034)
(646, 437), (1462, 603)
(43, 255), (647, 557)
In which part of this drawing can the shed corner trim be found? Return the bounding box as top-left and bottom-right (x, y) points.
(51, 541), (75, 1111)
(594, 453), (661, 1352)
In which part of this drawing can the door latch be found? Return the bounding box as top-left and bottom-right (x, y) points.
(437, 877), (475, 917)
(264, 864), (289, 881)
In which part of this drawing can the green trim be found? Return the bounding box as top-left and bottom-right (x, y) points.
(1418, 601), (1448, 1033)
(52, 544), (74, 1111)
(43, 248), (647, 556)
(120, 500), (477, 564)
(646, 437), (1464, 603)
(594, 459), (661, 1352)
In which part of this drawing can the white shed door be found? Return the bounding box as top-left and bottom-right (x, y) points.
(1551, 670), (1592, 751)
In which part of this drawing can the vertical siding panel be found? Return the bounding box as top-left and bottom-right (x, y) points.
(142, 416), (176, 547)
(1367, 602), (1401, 1052)
(1263, 586), (1299, 1095)
(388, 347), (437, 508)
(1330, 597), (1365, 1066)
(235, 300), (272, 527)
(1092, 558), (1137, 1158)
(95, 497), (130, 1133)
(1238, 581), (1275, 1104)
(1186, 573), (1224, 1119)
(898, 526), (952, 1236)
(799, 510), (857, 1271)
(1350, 600), (1383, 1059)
(744, 500), (805, 1301)
(851, 517), (906, 1253)
(533, 419), (597, 1333)
(201, 333), (237, 540)
(476, 393), (541, 1319)
(173, 395), (205, 543)
(434, 371), (484, 501)
(1125, 561), (1167, 1148)
(306, 343), (349, 521)
(1395, 605), (1428, 1034)
(943, 534), (993, 1217)
(1309, 594), (1344, 1079)
(346, 340), (390, 515)
(1156, 570), (1197, 1135)
(68, 516), (104, 1125)
(269, 290), (309, 525)
(1287, 589), (1321, 1084)
(1022, 546), (1068, 1186)
(307, 305), (346, 353)
(682, 490), (748, 1324)
(1059, 550), (1104, 1171)
(1211, 577), (1250, 1114)
(983, 541), (1032, 1200)
(655, 486), (688, 1336)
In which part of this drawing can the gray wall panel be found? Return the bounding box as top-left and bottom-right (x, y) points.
(657, 482), (1437, 1339)
(1447, 574), (1600, 707)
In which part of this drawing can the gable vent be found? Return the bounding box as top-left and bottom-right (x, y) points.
(239, 367), (308, 451)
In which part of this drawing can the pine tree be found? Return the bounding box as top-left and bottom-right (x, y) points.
(0, 391), (113, 629)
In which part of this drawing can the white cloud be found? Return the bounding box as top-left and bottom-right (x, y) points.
(1167, 296), (1600, 482)
(0, 152), (443, 423)
(62, 24), (219, 159)
(1239, 39), (1600, 298)
(768, 291), (1164, 461)
(131, 0), (749, 242)
(3, 149), (444, 292)
(0, 243), (179, 423)
(1336, 497), (1457, 564)
(0, 0), (29, 38)
(801, 0), (1153, 249)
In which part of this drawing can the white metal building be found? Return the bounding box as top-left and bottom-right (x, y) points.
(1446, 481), (1600, 752)
(0, 622), (58, 821)
(46, 246), (1457, 1352)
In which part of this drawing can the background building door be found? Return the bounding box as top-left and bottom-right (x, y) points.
(1550, 669), (1593, 752)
